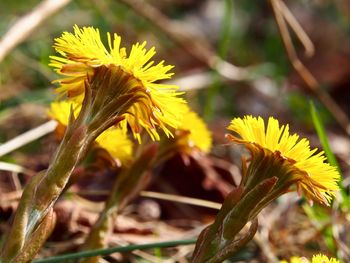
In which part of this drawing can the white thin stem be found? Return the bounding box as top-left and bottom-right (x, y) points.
(0, 0), (71, 62)
(0, 120), (57, 157)
(140, 191), (222, 210)
(0, 162), (25, 174)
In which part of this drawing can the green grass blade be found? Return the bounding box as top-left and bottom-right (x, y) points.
(204, 0), (233, 120)
(309, 101), (350, 256)
(309, 101), (349, 199)
(218, 0), (233, 59)
(309, 101), (350, 205)
(33, 238), (197, 263)
(309, 101), (340, 170)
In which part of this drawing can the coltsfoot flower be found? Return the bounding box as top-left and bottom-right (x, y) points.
(311, 254), (339, 263)
(192, 116), (340, 263)
(281, 254), (339, 263)
(227, 116), (340, 205)
(174, 105), (212, 153)
(48, 100), (132, 164)
(50, 25), (186, 142)
(95, 128), (133, 164)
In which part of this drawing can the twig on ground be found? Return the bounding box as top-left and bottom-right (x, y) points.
(169, 72), (213, 92)
(0, 0), (71, 62)
(0, 190), (22, 204)
(10, 172), (22, 191)
(277, 0), (314, 57)
(140, 191), (222, 210)
(0, 162), (25, 174)
(0, 120), (57, 157)
(117, 0), (249, 82)
(270, 0), (350, 136)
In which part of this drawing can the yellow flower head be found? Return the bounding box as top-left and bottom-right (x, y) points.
(227, 116), (340, 205)
(95, 127), (133, 164)
(48, 100), (132, 164)
(311, 254), (339, 263)
(50, 25), (186, 142)
(175, 105), (212, 153)
(48, 100), (80, 127)
(281, 254), (339, 263)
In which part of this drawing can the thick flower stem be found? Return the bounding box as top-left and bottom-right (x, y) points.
(206, 218), (259, 263)
(192, 143), (316, 263)
(80, 144), (158, 263)
(1, 66), (133, 263)
(11, 208), (57, 263)
(191, 177), (277, 263)
(80, 212), (112, 263)
(0, 119), (90, 263)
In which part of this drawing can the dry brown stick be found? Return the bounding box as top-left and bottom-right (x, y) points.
(117, 0), (249, 82)
(0, 120), (57, 157)
(120, 0), (350, 135)
(270, 0), (350, 136)
(140, 191), (222, 210)
(278, 0), (315, 57)
(0, 0), (71, 62)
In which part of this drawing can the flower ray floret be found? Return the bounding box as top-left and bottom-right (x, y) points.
(50, 25), (186, 141)
(175, 105), (212, 153)
(227, 115), (340, 204)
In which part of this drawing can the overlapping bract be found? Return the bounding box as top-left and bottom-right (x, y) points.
(48, 101), (132, 164)
(50, 25), (186, 141)
(228, 115), (340, 204)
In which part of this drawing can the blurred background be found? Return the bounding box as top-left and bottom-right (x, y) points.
(1, 0), (350, 262)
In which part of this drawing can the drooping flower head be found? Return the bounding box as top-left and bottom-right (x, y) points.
(50, 25), (186, 142)
(48, 100), (132, 164)
(227, 116), (340, 205)
(95, 127), (133, 165)
(280, 254), (339, 263)
(174, 105), (212, 153)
